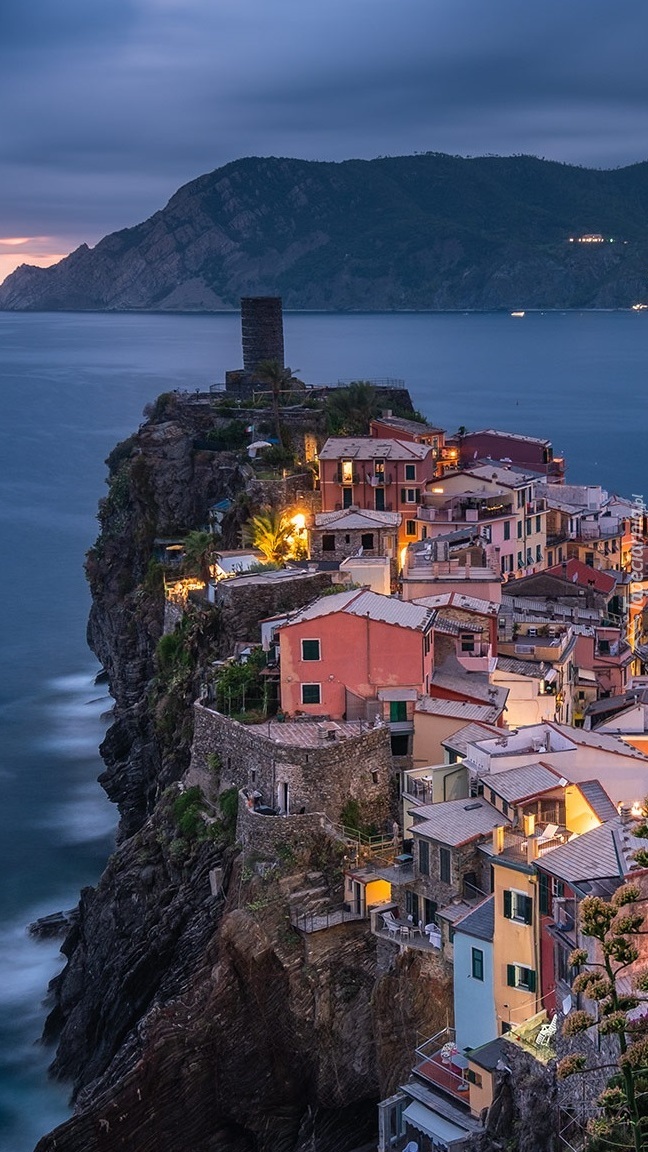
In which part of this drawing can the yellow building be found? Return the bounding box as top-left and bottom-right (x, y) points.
(491, 848), (539, 1035)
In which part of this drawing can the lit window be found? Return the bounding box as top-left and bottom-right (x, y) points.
(301, 683), (321, 705)
(341, 460), (353, 484)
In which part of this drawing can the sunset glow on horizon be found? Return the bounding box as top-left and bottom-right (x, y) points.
(0, 237), (69, 284)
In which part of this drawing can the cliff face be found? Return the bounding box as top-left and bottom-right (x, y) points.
(3, 153), (648, 312)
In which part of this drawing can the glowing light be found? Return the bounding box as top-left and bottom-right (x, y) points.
(291, 513), (306, 531)
(432, 487), (444, 493)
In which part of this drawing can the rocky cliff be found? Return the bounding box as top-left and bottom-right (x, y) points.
(3, 153), (648, 313)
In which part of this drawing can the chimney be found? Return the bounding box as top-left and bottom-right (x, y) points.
(241, 297), (284, 373)
(619, 804), (633, 827)
(492, 825), (506, 854)
(526, 835), (539, 863)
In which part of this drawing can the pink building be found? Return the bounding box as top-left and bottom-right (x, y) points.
(276, 588), (435, 756)
(318, 437), (438, 553)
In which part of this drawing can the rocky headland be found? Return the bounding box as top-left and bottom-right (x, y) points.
(33, 388), (558, 1152)
(2, 153), (648, 313)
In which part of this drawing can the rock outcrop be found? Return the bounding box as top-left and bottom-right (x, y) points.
(3, 153), (648, 312)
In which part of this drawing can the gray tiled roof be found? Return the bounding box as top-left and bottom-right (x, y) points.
(415, 697), (502, 724)
(284, 588), (433, 632)
(314, 508), (401, 529)
(411, 797), (509, 847)
(576, 780), (619, 824)
(454, 895), (495, 942)
(484, 761), (563, 804)
(538, 816), (644, 884)
(319, 437), (432, 460)
(442, 721), (503, 755)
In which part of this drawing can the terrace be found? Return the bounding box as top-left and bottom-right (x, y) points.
(413, 1029), (471, 1103)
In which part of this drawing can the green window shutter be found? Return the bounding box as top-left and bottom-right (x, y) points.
(506, 964), (516, 987)
(400, 488), (407, 504)
(524, 895), (533, 925)
(466, 1068), (477, 1085)
(415, 488), (421, 503)
(539, 874), (550, 915)
(503, 890), (512, 919)
(527, 969), (537, 993)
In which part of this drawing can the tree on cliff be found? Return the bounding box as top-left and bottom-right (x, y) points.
(242, 509), (295, 564)
(255, 360), (301, 450)
(558, 879), (648, 1152)
(182, 530), (221, 586)
(325, 380), (378, 435)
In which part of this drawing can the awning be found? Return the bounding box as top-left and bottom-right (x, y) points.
(402, 1101), (468, 1145)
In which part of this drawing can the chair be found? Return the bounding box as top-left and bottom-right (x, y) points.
(537, 823), (559, 844)
(536, 1015), (558, 1047)
(382, 911), (401, 939)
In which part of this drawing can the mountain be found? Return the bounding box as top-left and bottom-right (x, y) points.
(3, 153), (648, 311)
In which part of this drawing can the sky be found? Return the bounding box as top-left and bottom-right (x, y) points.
(1, 0), (647, 282)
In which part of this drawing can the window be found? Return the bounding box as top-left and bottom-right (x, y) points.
(538, 872), (550, 915)
(536, 515), (542, 533)
(322, 533), (335, 552)
(375, 488), (385, 511)
(526, 518), (532, 535)
(301, 639), (320, 661)
(517, 488), (527, 509)
(471, 947), (484, 981)
(401, 487), (421, 505)
(405, 464), (416, 481)
(466, 1068), (483, 1087)
(585, 551), (595, 567)
(341, 460), (353, 484)
(503, 521), (511, 541)
(517, 551), (523, 569)
(343, 488), (353, 508)
(390, 733), (409, 756)
(460, 633), (475, 653)
(406, 519), (417, 537)
(361, 532), (375, 550)
(439, 846), (451, 885)
(405, 889), (420, 922)
(374, 459), (385, 477)
(390, 700), (407, 722)
(419, 839), (430, 876)
(517, 521), (523, 539)
(503, 889), (533, 924)
(424, 897), (437, 925)
(301, 683), (321, 705)
(526, 548), (533, 565)
(548, 550), (554, 566)
(506, 963), (536, 992)
(536, 544), (542, 562)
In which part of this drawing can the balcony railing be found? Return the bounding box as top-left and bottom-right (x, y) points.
(413, 1028), (470, 1102)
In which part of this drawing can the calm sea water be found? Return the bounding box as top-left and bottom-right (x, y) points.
(0, 309), (646, 1150)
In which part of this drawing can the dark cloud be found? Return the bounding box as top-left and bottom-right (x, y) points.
(0, 0), (647, 272)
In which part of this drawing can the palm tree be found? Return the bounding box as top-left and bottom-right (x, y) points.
(255, 360), (300, 449)
(242, 509), (294, 564)
(182, 530), (221, 586)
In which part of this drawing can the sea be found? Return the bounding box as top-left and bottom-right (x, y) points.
(0, 309), (646, 1150)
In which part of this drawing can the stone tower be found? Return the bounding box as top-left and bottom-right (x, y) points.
(241, 297), (284, 374)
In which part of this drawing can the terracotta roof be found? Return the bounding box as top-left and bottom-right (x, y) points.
(545, 559), (616, 595)
(411, 797), (510, 847)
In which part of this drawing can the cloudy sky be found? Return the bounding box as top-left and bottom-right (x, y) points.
(1, 0), (647, 281)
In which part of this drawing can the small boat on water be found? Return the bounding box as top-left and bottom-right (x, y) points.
(510, 310), (525, 318)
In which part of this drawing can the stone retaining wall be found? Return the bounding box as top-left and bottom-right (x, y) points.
(190, 703), (392, 828)
(213, 570), (332, 645)
(236, 795), (326, 854)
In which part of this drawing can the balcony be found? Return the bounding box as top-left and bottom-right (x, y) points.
(417, 500), (512, 525)
(413, 1029), (470, 1103)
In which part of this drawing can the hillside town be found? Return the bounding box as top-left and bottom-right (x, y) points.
(154, 300), (648, 1152)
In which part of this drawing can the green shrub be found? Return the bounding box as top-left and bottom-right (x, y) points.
(173, 786), (205, 840)
(219, 786), (239, 833)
